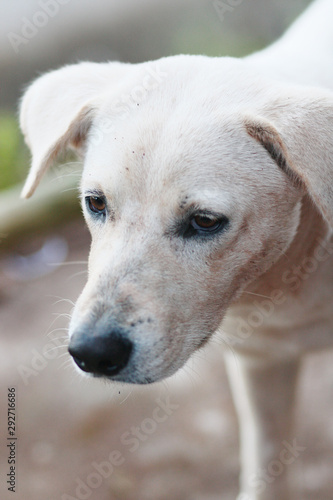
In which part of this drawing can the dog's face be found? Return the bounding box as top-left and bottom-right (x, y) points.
(20, 56), (333, 383)
(73, 91), (301, 383)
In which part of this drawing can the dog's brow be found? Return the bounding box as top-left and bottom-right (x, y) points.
(178, 191), (232, 215)
(82, 188), (105, 198)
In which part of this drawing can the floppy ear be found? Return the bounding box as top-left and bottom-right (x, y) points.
(244, 88), (333, 228)
(19, 61), (131, 198)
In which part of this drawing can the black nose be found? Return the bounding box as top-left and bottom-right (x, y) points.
(68, 331), (132, 377)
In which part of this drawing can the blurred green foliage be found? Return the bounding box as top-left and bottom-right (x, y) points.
(171, 29), (263, 59)
(0, 113), (29, 191)
(0, 28), (270, 194)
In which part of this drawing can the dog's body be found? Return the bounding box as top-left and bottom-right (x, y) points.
(19, 1), (333, 498)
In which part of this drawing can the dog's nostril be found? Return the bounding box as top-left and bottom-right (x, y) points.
(68, 333), (132, 377)
(97, 359), (123, 376)
(71, 356), (90, 373)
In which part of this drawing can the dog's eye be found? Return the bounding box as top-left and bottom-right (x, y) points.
(86, 196), (106, 215)
(190, 214), (228, 234)
(191, 215), (220, 231)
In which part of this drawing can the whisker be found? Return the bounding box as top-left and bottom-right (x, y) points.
(52, 173), (81, 184)
(58, 358), (73, 370)
(182, 363), (201, 387)
(50, 261), (88, 266)
(44, 344), (68, 355)
(215, 329), (239, 363)
(119, 389), (133, 405)
(53, 169), (82, 178)
(66, 270), (88, 281)
(242, 291), (272, 300)
(46, 328), (69, 337)
(279, 248), (291, 263)
(44, 320), (69, 338)
(61, 187), (79, 194)
(48, 296), (76, 307)
(47, 336), (69, 345)
(57, 351), (71, 360)
(51, 312), (71, 319)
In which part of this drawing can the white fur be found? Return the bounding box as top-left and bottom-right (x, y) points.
(19, 1), (333, 498)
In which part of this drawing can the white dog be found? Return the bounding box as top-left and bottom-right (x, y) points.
(19, 0), (333, 498)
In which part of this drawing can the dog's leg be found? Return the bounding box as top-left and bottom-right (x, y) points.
(224, 353), (301, 500)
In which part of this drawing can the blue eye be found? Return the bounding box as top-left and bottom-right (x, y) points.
(86, 196), (106, 215)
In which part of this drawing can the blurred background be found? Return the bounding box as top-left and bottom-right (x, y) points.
(1, 1), (333, 499)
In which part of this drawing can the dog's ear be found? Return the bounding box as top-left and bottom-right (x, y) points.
(244, 88), (333, 228)
(20, 61), (130, 198)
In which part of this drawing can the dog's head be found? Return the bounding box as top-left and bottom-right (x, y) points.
(20, 56), (333, 383)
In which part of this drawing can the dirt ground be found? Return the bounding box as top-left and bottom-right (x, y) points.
(1, 220), (333, 500)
